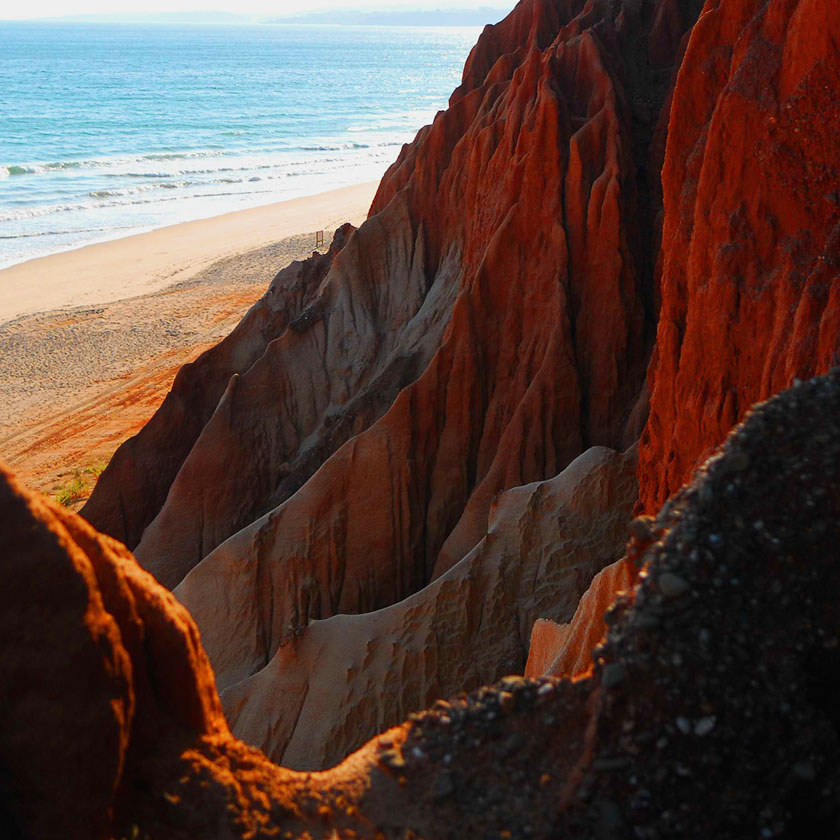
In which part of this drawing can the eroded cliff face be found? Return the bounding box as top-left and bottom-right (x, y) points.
(80, 225), (355, 552)
(85, 0), (693, 601)
(529, 0), (840, 677)
(638, 0), (840, 511)
(3, 372), (840, 838)
(75, 0), (702, 767)
(215, 445), (636, 770)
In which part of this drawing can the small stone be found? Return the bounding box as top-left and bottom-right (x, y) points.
(537, 682), (554, 696)
(498, 691), (515, 713)
(628, 515), (655, 541)
(592, 756), (632, 771)
(499, 675), (527, 692)
(676, 716), (691, 734)
(432, 771), (454, 800)
(601, 663), (627, 689)
(659, 572), (691, 600)
(793, 760), (816, 780)
(504, 732), (525, 754)
(724, 451), (750, 473)
(694, 716), (716, 736)
(594, 797), (625, 835)
(379, 749), (405, 771)
(635, 611), (660, 629)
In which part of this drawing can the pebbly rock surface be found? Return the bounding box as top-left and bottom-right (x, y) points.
(3, 368), (840, 839)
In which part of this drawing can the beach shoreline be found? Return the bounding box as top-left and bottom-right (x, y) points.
(0, 179), (377, 504)
(0, 180), (378, 325)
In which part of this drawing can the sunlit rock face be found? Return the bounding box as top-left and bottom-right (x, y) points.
(529, 0), (840, 676)
(638, 0), (840, 512)
(84, 0), (696, 597)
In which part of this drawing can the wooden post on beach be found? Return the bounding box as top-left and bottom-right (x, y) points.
(315, 230), (325, 249)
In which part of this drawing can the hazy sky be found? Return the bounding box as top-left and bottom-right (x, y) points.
(3, 0), (497, 20)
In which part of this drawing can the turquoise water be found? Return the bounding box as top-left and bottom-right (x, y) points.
(0, 23), (480, 268)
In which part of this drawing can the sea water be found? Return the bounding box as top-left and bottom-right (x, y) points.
(0, 22), (480, 268)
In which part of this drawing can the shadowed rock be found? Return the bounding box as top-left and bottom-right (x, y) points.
(216, 444), (636, 769)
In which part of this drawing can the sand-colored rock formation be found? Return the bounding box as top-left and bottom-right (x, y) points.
(4, 371), (840, 838)
(525, 556), (637, 677)
(80, 225), (355, 551)
(213, 445), (636, 769)
(638, 0), (840, 511)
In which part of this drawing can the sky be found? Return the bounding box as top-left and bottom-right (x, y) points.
(2, 0), (497, 21)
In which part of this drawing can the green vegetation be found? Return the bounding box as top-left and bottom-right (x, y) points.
(53, 461), (107, 507)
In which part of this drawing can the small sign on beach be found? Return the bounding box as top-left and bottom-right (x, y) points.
(315, 230), (325, 249)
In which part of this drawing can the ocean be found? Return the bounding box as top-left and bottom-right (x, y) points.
(0, 22), (480, 268)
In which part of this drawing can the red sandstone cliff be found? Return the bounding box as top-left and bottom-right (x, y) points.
(85, 0), (695, 596)
(528, 0), (840, 678)
(638, 0), (840, 511)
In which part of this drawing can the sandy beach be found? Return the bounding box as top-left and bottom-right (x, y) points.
(0, 180), (377, 504)
(0, 181), (378, 323)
